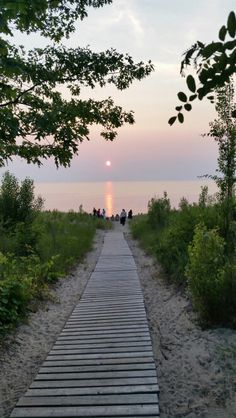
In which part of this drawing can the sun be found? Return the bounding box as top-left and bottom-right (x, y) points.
(105, 160), (111, 167)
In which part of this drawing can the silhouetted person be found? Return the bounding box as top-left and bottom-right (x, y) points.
(120, 209), (127, 226)
(128, 209), (133, 220)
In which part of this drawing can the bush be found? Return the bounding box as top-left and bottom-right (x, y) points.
(217, 261), (236, 325)
(132, 190), (235, 326)
(148, 192), (171, 230)
(35, 211), (100, 273)
(186, 223), (226, 323)
(130, 214), (157, 253)
(0, 277), (31, 334)
(0, 171), (43, 228)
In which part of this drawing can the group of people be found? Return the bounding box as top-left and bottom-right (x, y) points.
(93, 207), (106, 219)
(92, 207), (133, 225)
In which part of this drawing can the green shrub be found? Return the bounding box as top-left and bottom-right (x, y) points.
(131, 215), (157, 253)
(217, 261), (236, 324)
(0, 171), (43, 228)
(186, 223), (226, 323)
(148, 192), (171, 230)
(0, 277), (31, 334)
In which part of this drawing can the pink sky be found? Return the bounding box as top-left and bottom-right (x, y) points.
(1, 0), (235, 182)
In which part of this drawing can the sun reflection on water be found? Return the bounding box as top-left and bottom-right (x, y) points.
(105, 181), (113, 217)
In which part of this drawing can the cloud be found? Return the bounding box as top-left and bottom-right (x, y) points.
(99, 0), (144, 41)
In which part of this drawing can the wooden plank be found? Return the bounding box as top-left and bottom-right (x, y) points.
(26, 384), (159, 397)
(66, 317), (147, 323)
(59, 331), (150, 338)
(35, 370), (157, 380)
(18, 393), (159, 406)
(62, 324), (149, 330)
(31, 376), (158, 388)
(53, 341), (152, 349)
(72, 307), (145, 313)
(49, 347), (152, 355)
(65, 321), (148, 327)
(46, 351), (154, 360)
(11, 404), (159, 417)
(39, 363), (156, 373)
(56, 333), (151, 341)
(68, 313), (147, 319)
(44, 356), (155, 366)
(77, 300), (145, 306)
(59, 332), (150, 339)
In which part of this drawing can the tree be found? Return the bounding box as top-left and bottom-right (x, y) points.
(204, 80), (236, 252)
(0, 1), (154, 166)
(169, 11), (236, 125)
(0, 1), (114, 41)
(0, 171), (43, 227)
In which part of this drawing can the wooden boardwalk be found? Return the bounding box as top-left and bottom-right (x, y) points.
(10, 231), (159, 417)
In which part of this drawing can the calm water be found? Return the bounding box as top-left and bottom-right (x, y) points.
(34, 180), (218, 217)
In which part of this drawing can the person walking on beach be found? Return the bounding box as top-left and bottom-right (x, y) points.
(120, 209), (127, 226)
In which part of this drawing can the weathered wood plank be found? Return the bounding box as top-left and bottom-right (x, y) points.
(56, 333), (151, 341)
(39, 363), (156, 373)
(71, 309), (146, 316)
(35, 370), (156, 380)
(44, 356), (155, 366)
(53, 341), (152, 349)
(49, 347), (152, 355)
(46, 351), (153, 361)
(11, 404), (159, 417)
(62, 324), (149, 330)
(26, 384), (159, 397)
(59, 329), (149, 336)
(31, 376), (158, 388)
(55, 333), (151, 346)
(66, 318), (148, 325)
(18, 393), (159, 406)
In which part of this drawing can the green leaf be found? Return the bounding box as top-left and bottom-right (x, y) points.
(202, 42), (223, 58)
(189, 94), (197, 102)
(227, 11), (236, 38)
(219, 25), (227, 41)
(186, 75), (196, 92)
(168, 116), (177, 126)
(177, 92), (187, 102)
(184, 103), (192, 111)
(217, 53), (227, 70)
(223, 40), (236, 51)
(178, 113), (184, 123)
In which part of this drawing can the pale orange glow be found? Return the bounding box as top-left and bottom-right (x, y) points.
(105, 181), (113, 217)
(105, 160), (111, 167)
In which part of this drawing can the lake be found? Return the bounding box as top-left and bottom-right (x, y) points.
(34, 180), (218, 217)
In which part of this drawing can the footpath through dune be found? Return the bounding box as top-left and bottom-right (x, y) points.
(0, 221), (236, 418)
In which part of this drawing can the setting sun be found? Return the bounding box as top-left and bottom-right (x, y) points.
(105, 160), (111, 167)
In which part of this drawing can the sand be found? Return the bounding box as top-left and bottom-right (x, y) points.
(0, 223), (236, 418)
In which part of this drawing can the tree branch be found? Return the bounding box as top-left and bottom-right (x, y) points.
(0, 84), (39, 108)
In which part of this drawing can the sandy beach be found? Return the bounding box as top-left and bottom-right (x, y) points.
(0, 223), (236, 418)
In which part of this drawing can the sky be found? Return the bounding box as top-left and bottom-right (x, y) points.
(1, 0), (235, 182)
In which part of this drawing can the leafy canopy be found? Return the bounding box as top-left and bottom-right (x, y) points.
(169, 11), (236, 125)
(0, 0), (154, 166)
(1, 0), (113, 41)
